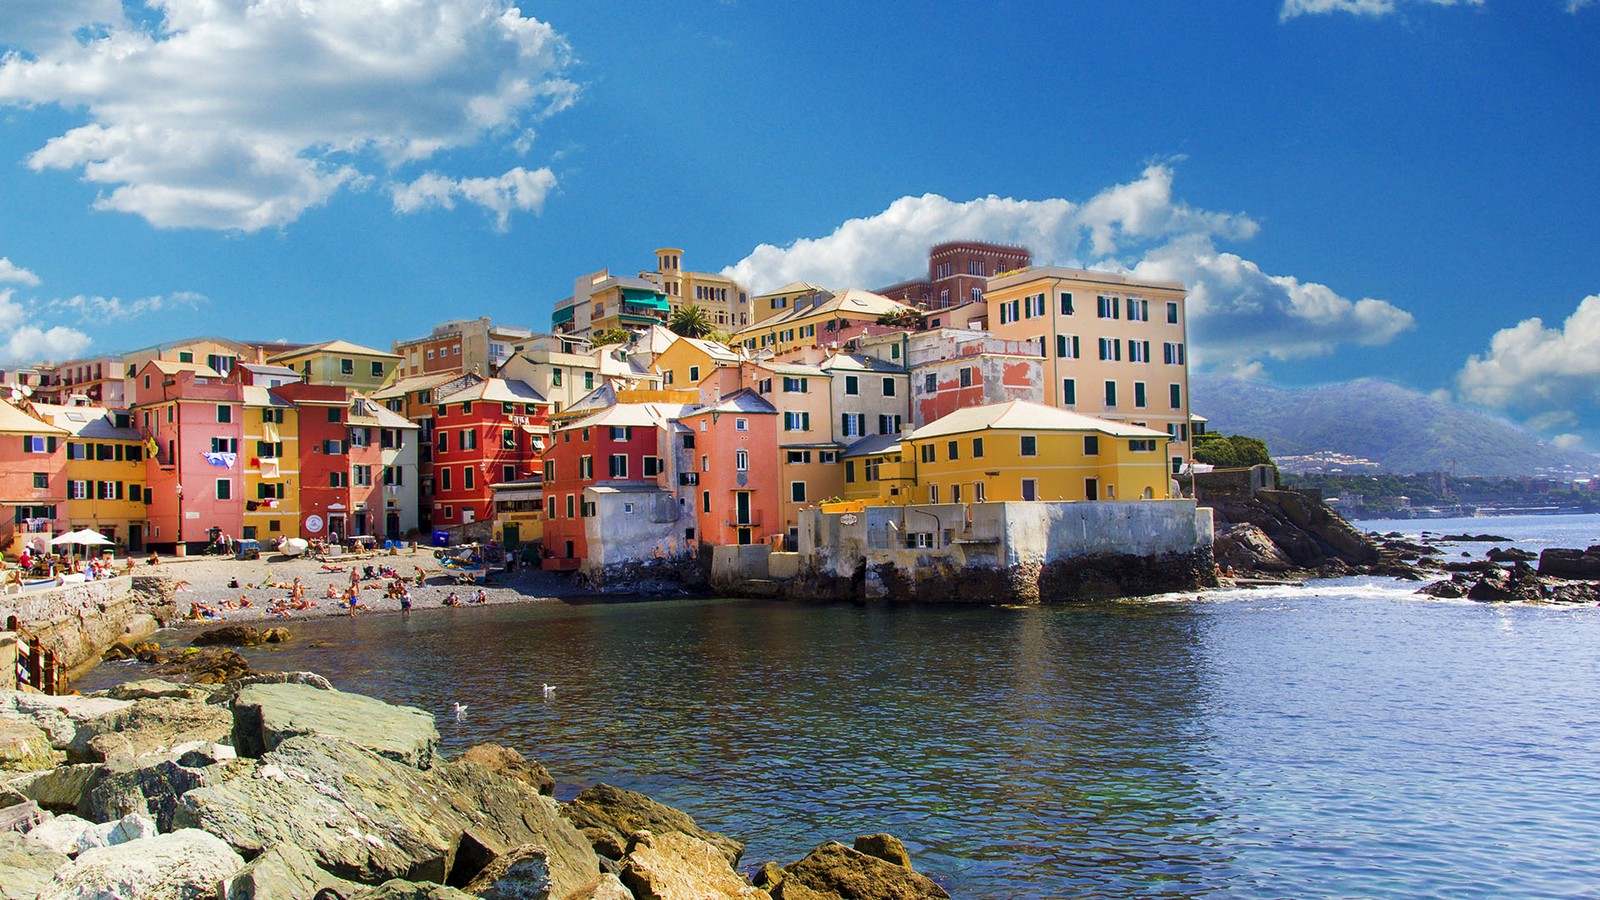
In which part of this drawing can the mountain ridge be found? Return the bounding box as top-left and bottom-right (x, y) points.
(1191, 375), (1600, 476)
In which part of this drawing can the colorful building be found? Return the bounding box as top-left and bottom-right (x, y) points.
(267, 340), (401, 393)
(900, 400), (1172, 504)
(876, 241), (1033, 313)
(267, 382), (348, 542)
(859, 330), (1043, 428)
(984, 267), (1191, 475)
(347, 396), (420, 540)
(35, 402), (147, 552)
(430, 378), (551, 530)
(0, 399), (67, 554)
(733, 289), (914, 356)
(677, 390), (780, 546)
(239, 382), (299, 544)
(653, 335), (740, 390)
(129, 360), (244, 553)
(391, 317), (538, 379)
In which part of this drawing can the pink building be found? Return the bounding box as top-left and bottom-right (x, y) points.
(0, 399), (67, 555)
(676, 390), (780, 546)
(130, 361), (244, 553)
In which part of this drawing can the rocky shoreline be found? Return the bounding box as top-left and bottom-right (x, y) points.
(1, 673), (950, 900)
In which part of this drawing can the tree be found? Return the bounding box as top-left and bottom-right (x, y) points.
(1193, 433), (1274, 469)
(590, 328), (633, 347)
(669, 304), (712, 338)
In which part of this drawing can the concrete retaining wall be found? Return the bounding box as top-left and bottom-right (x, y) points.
(0, 576), (166, 684)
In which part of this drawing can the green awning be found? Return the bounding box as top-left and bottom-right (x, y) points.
(551, 306), (575, 324)
(620, 288), (669, 309)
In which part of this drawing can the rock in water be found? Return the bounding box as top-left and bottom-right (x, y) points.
(190, 626), (263, 647)
(562, 783), (744, 866)
(0, 831), (70, 900)
(851, 834), (911, 869)
(772, 841), (950, 900)
(231, 683), (439, 768)
(618, 830), (771, 900)
(457, 744), (555, 796)
(37, 829), (243, 900)
(1538, 546), (1600, 580)
(227, 841), (361, 900)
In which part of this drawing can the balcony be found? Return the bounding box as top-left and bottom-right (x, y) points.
(726, 513), (762, 528)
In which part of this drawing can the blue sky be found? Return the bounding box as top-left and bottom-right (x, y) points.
(1, 1), (1598, 446)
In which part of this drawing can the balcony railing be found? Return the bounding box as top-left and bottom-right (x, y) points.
(727, 513), (762, 528)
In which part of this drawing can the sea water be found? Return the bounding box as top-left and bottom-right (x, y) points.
(80, 513), (1600, 898)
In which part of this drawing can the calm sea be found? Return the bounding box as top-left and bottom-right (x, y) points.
(82, 513), (1600, 898)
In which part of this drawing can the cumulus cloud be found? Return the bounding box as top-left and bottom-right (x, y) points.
(52, 290), (205, 321)
(723, 165), (1413, 370)
(392, 166), (557, 231)
(0, 290), (92, 363)
(0, 258), (41, 287)
(0, 1), (576, 231)
(1280, 0), (1481, 19)
(1458, 295), (1600, 420)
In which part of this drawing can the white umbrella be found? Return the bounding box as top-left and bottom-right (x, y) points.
(53, 528), (112, 546)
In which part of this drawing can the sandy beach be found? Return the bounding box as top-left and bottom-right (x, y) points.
(142, 548), (588, 627)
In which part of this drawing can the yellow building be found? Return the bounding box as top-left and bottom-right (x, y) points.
(983, 267), (1190, 476)
(35, 402), (148, 552)
(267, 340), (401, 392)
(733, 289), (914, 356)
(654, 248), (751, 330)
(653, 335), (739, 389)
(750, 282), (831, 325)
(899, 400), (1171, 504)
(241, 385), (300, 542)
(839, 435), (913, 505)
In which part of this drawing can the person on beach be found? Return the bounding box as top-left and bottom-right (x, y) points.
(471, 588), (488, 605)
(414, 566), (426, 586)
(292, 578), (305, 604)
(401, 588), (412, 613)
(443, 591), (461, 607)
(325, 583), (338, 601)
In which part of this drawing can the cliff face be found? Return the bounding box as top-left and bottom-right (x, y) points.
(1204, 489), (1393, 577)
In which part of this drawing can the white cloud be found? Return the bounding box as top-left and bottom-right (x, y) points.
(1280, 0), (1481, 19)
(723, 165), (1413, 370)
(392, 166), (557, 231)
(1553, 433), (1585, 450)
(52, 290), (205, 321)
(1458, 295), (1600, 419)
(0, 1), (576, 231)
(0, 258), (41, 287)
(0, 290), (92, 364)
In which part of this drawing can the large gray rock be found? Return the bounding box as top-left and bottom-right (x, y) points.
(851, 835), (911, 869)
(22, 814), (94, 856)
(232, 683), (439, 768)
(0, 722), (59, 774)
(0, 797), (49, 835)
(460, 844), (550, 899)
(82, 758), (229, 830)
(71, 813), (158, 855)
(618, 830), (770, 900)
(7, 764), (98, 812)
(0, 695), (132, 761)
(0, 831), (70, 900)
(177, 735), (597, 891)
(562, 783), (743, 866)
(100, 679), (218, 703)
(81, 698), (233, 764)
(769, 841), (949, 900)
(37, 828), (243, 900)
(457, 744), (554, 796)
(227, 841), (361, 900)
(1539, 546), (1600, 580)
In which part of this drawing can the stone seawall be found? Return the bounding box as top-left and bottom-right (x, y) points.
(0, 576), (170, 683)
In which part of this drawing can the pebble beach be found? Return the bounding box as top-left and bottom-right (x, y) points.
(142, 549), (586, 627)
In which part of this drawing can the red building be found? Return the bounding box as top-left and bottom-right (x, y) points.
(876, 241), (1033, 311)
(431, 378), (550, 530)
(270, 382), (350, 542)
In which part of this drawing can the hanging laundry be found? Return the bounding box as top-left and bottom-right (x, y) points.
(144, 436), (159, 457)
(203, 451), (236, 468)
(259, 457), (280, 479)
(263, 422), (280, 443)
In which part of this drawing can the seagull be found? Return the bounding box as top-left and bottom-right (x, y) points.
(453, 702), (468, 720)
(541, 684), (555, 697)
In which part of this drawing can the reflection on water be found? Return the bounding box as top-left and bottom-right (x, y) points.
(79, 521), (1600, 898)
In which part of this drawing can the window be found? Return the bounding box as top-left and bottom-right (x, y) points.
(786, 450), (812, 464)
(734, 418), (748, 432)
(959, 367), (972, 388)
(32, 472), (48, 489)
(340, 358), (354, 375)
(820, 450), (838, 464)
(928, 484), (939, 504)
(1021, 478), (1038, 501)
(1097, 295), (1120, 319)
(999, 299), (1020, 324)
(348, 428), (369, 448)
(584, 371), (595, 390)
(878, 414), (901, 435)
(552, 368), (563, 386)
(460, 401), (473, 415)
(974, 482), (986, 502)
(23, 436), (55, 454)
(215, 405), (232, 423)
(973, 437), (984, 458)
(841, 413), (863, 437)
(459, 430), (477, 451)
(463, 466), (474, 489)
(1135, 382), (1147, 408)
(384, 466), (405, 486)
(689, 366), (700, 382)
(643, 456), (660, 477)
(785, 411), (811, 432)
(580, 456), (593, 479)
(920, 444), (935, 463)
(1028, 293), (1046, 318)
(1170, 383), (1183, 409)
(67, 442), (87, 460)
(701, 454), (709, 472)
(1063, 378), (1077, 405)
(702, 491), (711, 513)
(783, 376), (808, 393)
(436, 433), (447, 453)
(844, 375), (859, 395)
(1099, 338), (1121, 361)
(69, 479), (89, 500)
(1167, 301), (1180, 324)
(951, 483), (962, 504)
(353, 465), (372, 486)
(609, 454), (628, 478)
(1128, 299), (1149, 321)
(1060, 293), (1075, 315)
(1084, 435), (1100, 456)
(947, 440), (959, 461)
(547, 496), (557, 518)
(1164, 342), (1186, 365)
(1020, 435), (1037, 457)
(502, 428), (517, 450)
(610, 426), (632, 441)
(1056, 334), (1080, 358)
(845, 460), (856, 482)
(216, 479), (232, 500)
(682, 433), (695, 449)
(1130, 340), (1151, 363)
(924, 373), (937, 393)
(1105, 381), (1118, 407)
(441, 468), (451, 491)
(791, 481), (806, 502)
(1130, 439), (1158, 452)
(371, 361), (384, 377)
(567, 494), (575, 518)
(736, 450), (749, 471)
(212, 437), (238, 454)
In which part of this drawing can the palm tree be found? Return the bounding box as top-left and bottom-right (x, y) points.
(669, 304), (712, 339)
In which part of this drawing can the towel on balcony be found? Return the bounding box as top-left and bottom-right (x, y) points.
(203, 451), (236, 468)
